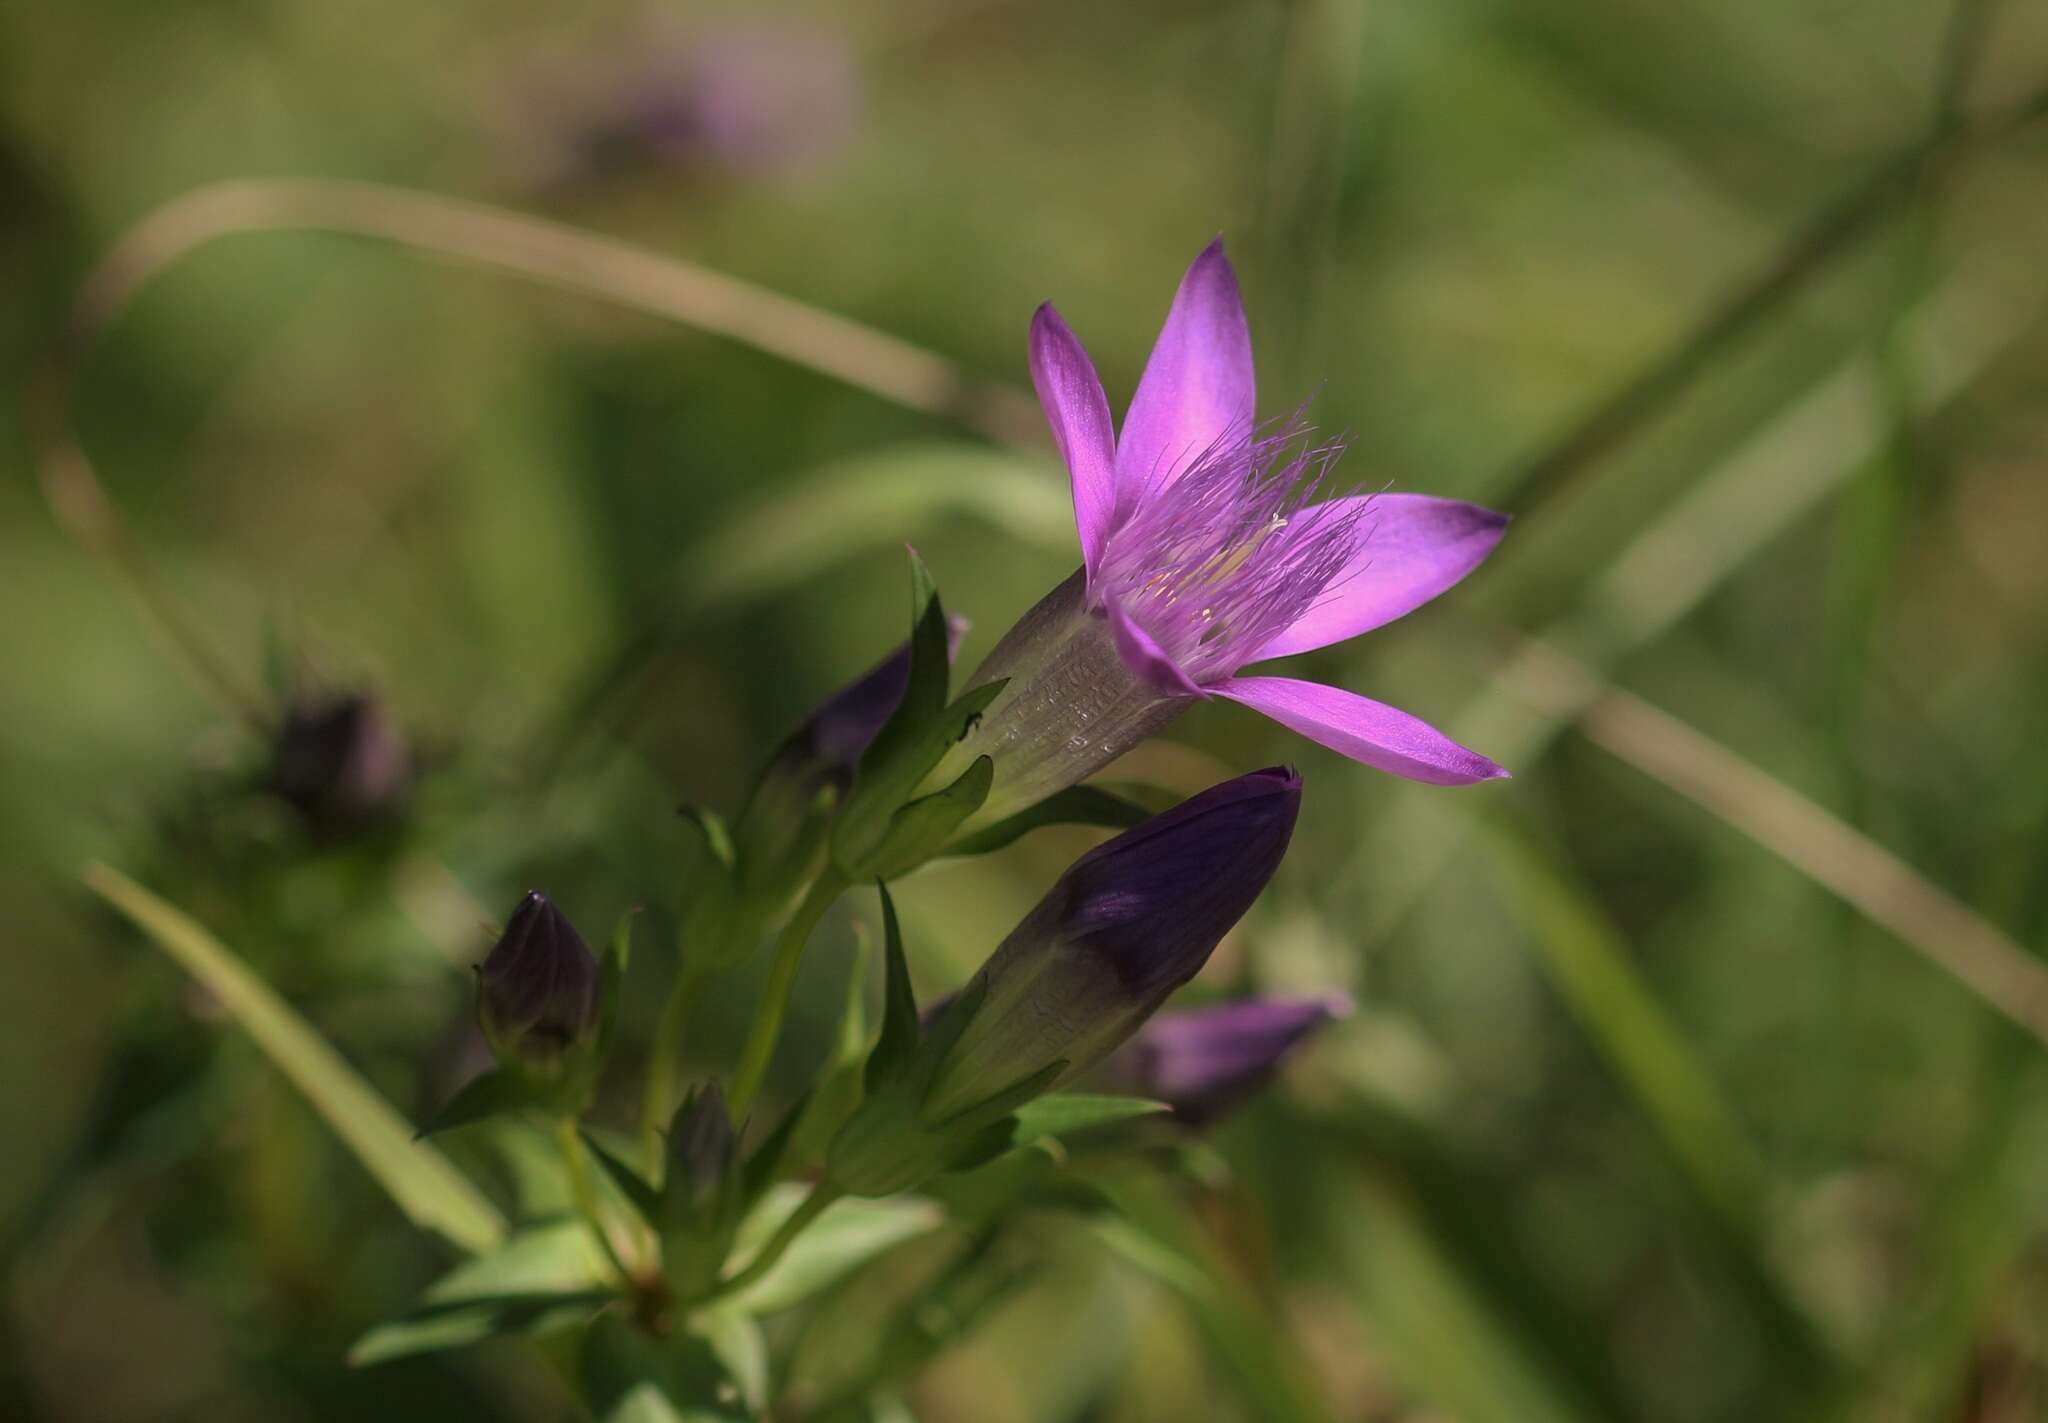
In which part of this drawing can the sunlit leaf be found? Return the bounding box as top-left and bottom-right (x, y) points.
(726, 1185), (944, 1315)
(1010, 1095), (1168, 1146)
(84, 862), (506, 1256)
(348, 1220), (618, 1364)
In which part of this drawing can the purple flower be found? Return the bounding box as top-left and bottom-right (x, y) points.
(923, 768), (1301, 1121)
(640, 29), (860, 174)
(477, 892), (601, 1076)
(270, 693), (410, 833)
(929, 243), (1507, 824)
(1108, 993), (1351, 1125)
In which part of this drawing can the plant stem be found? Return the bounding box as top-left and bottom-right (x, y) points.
(639, 956), (712, 1178)
(556, 1116), (631, 1283)
(707, 1179), (843, 1302)
(726, 873), (848, 1125)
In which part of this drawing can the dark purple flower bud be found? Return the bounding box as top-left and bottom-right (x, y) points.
(759, 618), (972, 801)
(270, 693), (410, 833)
(924, 768), (1302, 1121)
(1108, 994), (1351, 1126)
(477, 892), (601, 1076)
(665, 1080), (737, 1221)
(730, 621), (968, 905)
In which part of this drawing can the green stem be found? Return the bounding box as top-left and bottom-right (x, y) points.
(706, 1179), (843, 1302)
(726, 873), (848, 1124)
(556, 1116), (631, 1284)
(639, 956), (712, 1178)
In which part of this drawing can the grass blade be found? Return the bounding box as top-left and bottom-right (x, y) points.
(83, 861), (506, 1256)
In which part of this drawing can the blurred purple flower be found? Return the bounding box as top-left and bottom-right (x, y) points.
(270, 693), (410, 833)
(924, 767), (1301, 1120)
(1108, 993), (1351, 1125)
(477, 891), (601, 1074)
(641, 29), (860, 172)
(936, 243), (1508, 824)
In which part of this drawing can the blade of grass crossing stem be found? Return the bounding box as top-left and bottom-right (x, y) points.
(1478, 818), (1766, 1231)
(1477, 820), (1838, 1401)
(83, 862), (506, 1255)
(1339, 1170), (1606, 1423)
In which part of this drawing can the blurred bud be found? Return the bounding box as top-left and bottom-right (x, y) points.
(1106, 994), (1351, 1126)
(477, 892), (601, 1078)
(922, 768), (1302, 1122)
(663, 1081), (737, 1223)
(270, 693), (411, 833)
(660, 1080), (745, 1295)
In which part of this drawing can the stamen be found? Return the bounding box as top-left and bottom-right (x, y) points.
(1096, 411), (1363, 684)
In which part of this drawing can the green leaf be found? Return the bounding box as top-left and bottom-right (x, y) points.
(84, 863), (506, 1256)
(780, 929), (874, 1181)
(417, 1068), (536, 1138)
(584, 1312), (755, 1423)
(832, 649), (1007, 878)
(725, 1185), (944, 1315)
(349, 1220), (618, 1364)
(944, 784), (1157, 857)
(665, 444), (1073, 613)
(866, 885), (918, 1092)
(1010, 1095), (1169, 1145)
(581, 1127), (663, 1224)
(869, 755), (994, 880)
(692, 1308), (770, 1416)
(680, 806), (737, 869)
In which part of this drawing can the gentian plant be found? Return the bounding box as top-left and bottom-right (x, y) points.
(97, 240), (1512, 1420)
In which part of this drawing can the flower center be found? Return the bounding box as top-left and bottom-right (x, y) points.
(1095, 417), (1362, 683)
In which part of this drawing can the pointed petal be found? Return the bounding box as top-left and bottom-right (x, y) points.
(1030, 303), (1120, 577)
(1105, 600), (1206, 699)
(1117, 239), (1256, 498)
(1215, 676), (1507, 786)
(1254, 495), (1509, 661)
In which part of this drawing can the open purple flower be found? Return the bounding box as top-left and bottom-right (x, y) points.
(922, 767), (1301, 1121)
(1107, 993), (1352, 1126)
(928, 242), (1507, 825)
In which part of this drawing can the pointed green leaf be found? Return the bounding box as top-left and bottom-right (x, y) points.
(349, 1220), (619, 1364)
(416, 1068), (536, 1139)
(929, 1060), (1067, 1134)
(867, 884), (919, 1091)
(944, 784), (1156, 857)
(832, 677), (1007, 876)
(84, 863), (505, 1255)
(581, 1128), (663, 1224)
(1010, 1094), (1170, 1145)
(869, 755), (994, 880)
(725, 1185), (945, 1315)
(680, 806), (737, 869)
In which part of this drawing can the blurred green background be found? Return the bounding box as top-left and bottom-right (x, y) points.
(6, 0), (2048, 1418)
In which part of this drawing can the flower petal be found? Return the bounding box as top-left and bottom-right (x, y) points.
(1215, 676), (1508, 786)
(1105, 600), (1207, 699)
(1253, 495), (1509, 661)
(1030, 303), (1120, 578)
(1117, 239), (1256, 500)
